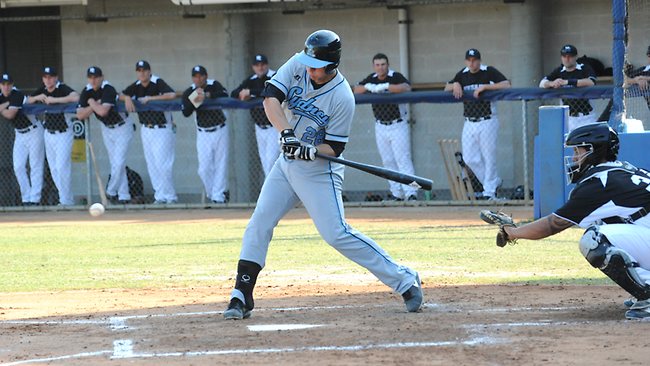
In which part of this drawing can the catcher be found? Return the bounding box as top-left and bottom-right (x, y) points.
(481, 123), (650, 320)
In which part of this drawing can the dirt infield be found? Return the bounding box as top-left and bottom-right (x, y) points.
(1, 206), (648, 365)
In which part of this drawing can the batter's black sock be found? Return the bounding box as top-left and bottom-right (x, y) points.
(234, 259), (262, 310)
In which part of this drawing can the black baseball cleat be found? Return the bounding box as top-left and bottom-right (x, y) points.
(223, 298), (252, 320)
(402, 274), (423, 312)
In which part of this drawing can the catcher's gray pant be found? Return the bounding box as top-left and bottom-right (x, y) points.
(101, 120), (133, 201)
(43, 125), (74, 205)
(237, 156), (418, 295)
(13, 124), (44, 204)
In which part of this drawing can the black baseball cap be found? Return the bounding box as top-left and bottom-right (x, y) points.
(87, 66), (103, 77)
(561, 44), (578, 56)
(465, 48), (481, 60)
(43, 66), (58, 76)
(191, 65), (207, 76)
(135, 60), (151, 71)
(252, 54), (268, 65)
(1, 73), (13, 83)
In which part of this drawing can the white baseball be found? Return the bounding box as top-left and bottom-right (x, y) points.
(89, 203), (105, 217)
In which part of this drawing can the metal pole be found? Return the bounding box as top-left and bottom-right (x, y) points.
(85, 119), (92, 206)
(522, 100), (530, 204)
(610, 0), (627, 130)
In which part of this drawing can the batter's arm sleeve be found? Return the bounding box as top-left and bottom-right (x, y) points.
(324, 140), (346, 157)
(261, 83), (286, 104)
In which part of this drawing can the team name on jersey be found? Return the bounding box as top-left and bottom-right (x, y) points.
(286, 86), (330, 127)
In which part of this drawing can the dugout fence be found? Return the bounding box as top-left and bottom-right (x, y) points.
(0, 87), (618, 209)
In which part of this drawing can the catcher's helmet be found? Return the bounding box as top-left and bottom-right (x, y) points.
(564, 122), (619, 183)
(296, 29), (341, 73)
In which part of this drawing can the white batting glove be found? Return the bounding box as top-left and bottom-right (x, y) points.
(293, 144), (317, 161)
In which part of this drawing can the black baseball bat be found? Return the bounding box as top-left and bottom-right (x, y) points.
(315, 152), (433, 191)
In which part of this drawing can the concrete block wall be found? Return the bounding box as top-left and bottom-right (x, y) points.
(54, 0), (622, 201)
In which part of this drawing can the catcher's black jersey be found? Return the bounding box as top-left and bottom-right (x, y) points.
(0, 88), (32, 129)
(544, 63), (597, 116)
(358, 70), (409, 122)
(32, 81), (75, 130)
(122, 75), (174, 126)
(554, 161), (650, 228)
(79, 81), (125, 127)
(181, 79), (228, 128)
(450, 65), (507, 119)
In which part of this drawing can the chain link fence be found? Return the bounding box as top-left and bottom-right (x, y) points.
(0, 90), (613, 209)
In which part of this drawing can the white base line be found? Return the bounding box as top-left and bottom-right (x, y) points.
(2, 350), (112, 366)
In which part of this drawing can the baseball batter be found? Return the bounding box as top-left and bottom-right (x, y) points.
(28, 66), (79, 206)
(76, 66), (134, 204)
(353, 53), (417, 201)
(0, 73), (44, 205)
(445, 48), (510, 200)
(540, 44), (597, 132)
(181, 65), (230, 204)
(121, 60), (177, 204)
(223, 30), (423, 320)
(499, 123), (650, 320)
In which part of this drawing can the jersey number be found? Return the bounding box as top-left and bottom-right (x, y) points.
(631, 174), (650, 193)
(301, 126), (325, 146)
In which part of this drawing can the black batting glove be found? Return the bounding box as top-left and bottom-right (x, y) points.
(280, 129), (301, 158)
(293, 144), (317, 161)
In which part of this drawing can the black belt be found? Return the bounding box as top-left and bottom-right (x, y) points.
(46, 128), (67, 134)
(143, 123), (167, 129)
(377, 118), (403, 126)
(16, 125), (37, 134)
(602, 205), (650, 224)
(197, 123), (225, 133)
(105, 121), (126, 129)
(256, 123), (273, 129)
(465, 116), (491, 122)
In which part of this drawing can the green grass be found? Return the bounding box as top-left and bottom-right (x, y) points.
(0, 217), (608, 292)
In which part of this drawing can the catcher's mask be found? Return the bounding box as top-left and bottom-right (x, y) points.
(564, 122), (619, 184)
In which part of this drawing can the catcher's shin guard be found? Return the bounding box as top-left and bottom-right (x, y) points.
(579, 227), (650, 301)
(234, 259), (262, 309)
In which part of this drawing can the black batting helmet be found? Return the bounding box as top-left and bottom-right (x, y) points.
(564, 122), (619, 183)
(296, 30), (341, 73)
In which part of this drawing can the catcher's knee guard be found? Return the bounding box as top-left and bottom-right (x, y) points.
(579, 226), (650, 301)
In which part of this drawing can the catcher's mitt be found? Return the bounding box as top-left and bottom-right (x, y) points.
(479, 210), (517, 247)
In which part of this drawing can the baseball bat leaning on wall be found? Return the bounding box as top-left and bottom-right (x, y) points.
(315, 152), (433, 191)
(87, 142), (109, 207)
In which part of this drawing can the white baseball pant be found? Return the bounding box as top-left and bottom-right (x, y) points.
(43, 121), (74, 206)
(599, 216), (650, 285)
(374, 120), (417, 199)
(197, 124), (229, 203)
(255, 124), (280, 177)
(141, 122), (177, 203)
(100, 120), (134, 201)
(461, 117), (501, 198)
(13, 124), (45, 204)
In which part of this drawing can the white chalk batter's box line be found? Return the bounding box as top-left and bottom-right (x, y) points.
(0, 302), (586, 331)
(0, 302), (610, 366)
